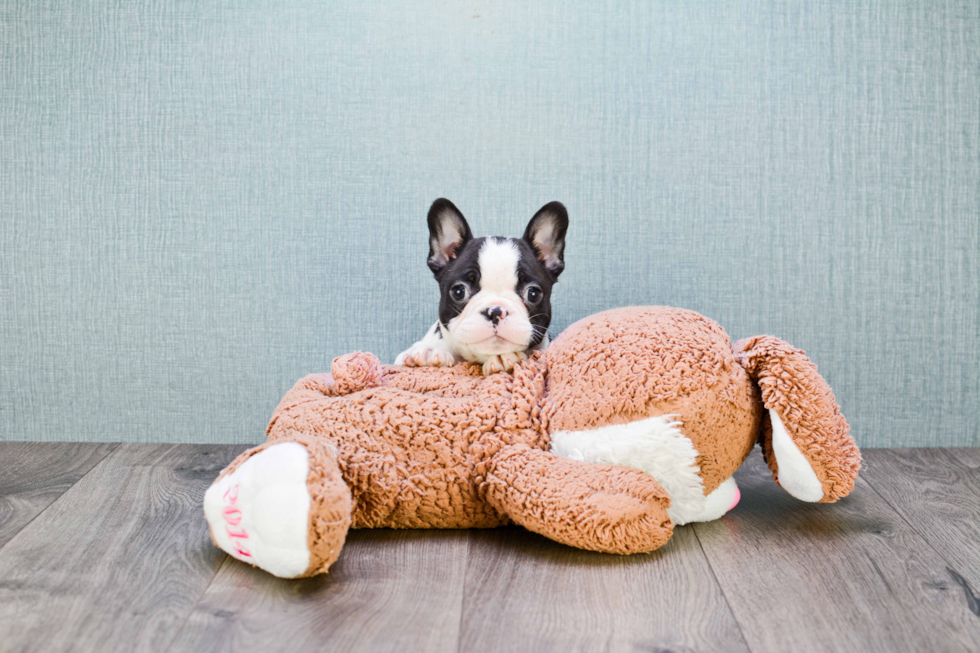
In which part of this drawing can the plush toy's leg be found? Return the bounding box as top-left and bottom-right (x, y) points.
(204, 437), (352, 578)
(551, 414), (709, 526)
(483, 443), (674, 554)
(734, 335), (862, 503)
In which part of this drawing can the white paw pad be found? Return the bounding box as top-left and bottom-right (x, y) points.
(204, 442), (312, 578)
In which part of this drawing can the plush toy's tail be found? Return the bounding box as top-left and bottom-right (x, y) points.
(733, 336), (861, 503)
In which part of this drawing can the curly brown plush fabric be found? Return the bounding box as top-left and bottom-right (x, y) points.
(543, 306), (763, 495)
(266, 354), (551, 531)
(485, 444), (674, 554)
(207, 306), (861, 578)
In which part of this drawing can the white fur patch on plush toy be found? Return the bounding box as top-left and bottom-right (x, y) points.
(550, 414), (710, 525)
(204, 442), (312, 578)
(769, 409), (825, 502)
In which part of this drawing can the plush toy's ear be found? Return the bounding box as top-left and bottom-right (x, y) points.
(523, 202), (568, 279)
(427, 199), (473, 277)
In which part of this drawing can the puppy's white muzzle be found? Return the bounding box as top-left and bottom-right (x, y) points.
(447, 291), (532, 361)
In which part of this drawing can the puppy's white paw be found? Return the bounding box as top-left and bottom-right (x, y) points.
(481, 351), (527, 375)
(395, 342), (456, 368)
(500, 351), (527, 372)
(482, 356), (504, 375)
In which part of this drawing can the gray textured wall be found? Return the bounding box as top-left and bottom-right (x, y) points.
(1, 1), (977, 447)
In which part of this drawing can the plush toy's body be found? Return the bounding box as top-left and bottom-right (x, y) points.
(205, 307), (860, 578)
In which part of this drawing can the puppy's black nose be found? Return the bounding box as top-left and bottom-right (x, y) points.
(482, 306), (506, 325)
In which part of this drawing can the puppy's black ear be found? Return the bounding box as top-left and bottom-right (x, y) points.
(427, 199), (473, 277)
(523, 201), (568, 279)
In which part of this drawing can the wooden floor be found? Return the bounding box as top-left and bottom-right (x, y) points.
(0, 445), (978, 653)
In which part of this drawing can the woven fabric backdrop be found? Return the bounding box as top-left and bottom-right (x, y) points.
(1, 1), (977, 446)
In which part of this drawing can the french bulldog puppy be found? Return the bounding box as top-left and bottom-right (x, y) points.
(395, 199), (568, 375)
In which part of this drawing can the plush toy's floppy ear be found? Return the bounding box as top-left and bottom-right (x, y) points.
(427, 198), (473, 277)
(523, 202), (568, 279)
(734, 335), (861, 503)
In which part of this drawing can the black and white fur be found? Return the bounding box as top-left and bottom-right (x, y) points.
(395, 199), (568, 375)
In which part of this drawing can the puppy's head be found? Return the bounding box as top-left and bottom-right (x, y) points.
(426, 198), (568, 362)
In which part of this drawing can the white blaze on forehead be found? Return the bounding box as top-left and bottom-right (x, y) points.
(477, 239), (520, 294)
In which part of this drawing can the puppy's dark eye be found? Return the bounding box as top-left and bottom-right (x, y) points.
(524, 285), (543, 304)
(451, 283), (468, 302)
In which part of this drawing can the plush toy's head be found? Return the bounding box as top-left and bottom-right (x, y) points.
(542, 306), (764, 493)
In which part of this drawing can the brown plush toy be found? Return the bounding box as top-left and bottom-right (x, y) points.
(204, 307), (861, 578)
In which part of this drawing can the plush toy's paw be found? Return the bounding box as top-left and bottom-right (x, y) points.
(688, 477), (740, 523)
(485, 444), (674, 554)
(204, 442), (313, 578)
(331, 351), (383, 394)
(395, 341), (456, 368)
(482, 351), (527, 375)
(204, 439), (352, 578)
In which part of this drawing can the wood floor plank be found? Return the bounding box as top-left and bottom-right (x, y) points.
(693, 454), (980, 653)
(861, 448), (980, 616)
(459, 525), (749, 653)
(0, 443), (246, 653)
(0, 442), (118, 548)
(4, 445), (973, 652)
(948, 447), (980, 467)
(169, 528), (470, 653)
